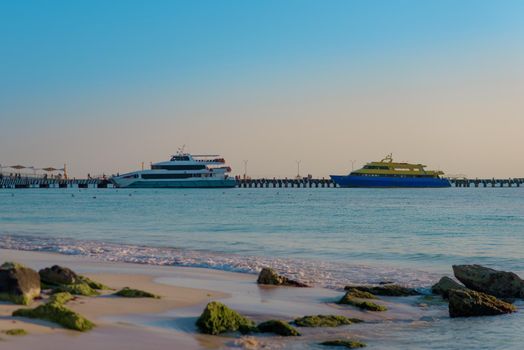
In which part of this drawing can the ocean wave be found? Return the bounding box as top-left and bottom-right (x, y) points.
(0, 234), (440, 290)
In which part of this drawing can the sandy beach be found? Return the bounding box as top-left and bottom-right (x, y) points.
(0, 248), (444, 350)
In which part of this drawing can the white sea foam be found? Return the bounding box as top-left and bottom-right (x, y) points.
(0, 234), (439, 289)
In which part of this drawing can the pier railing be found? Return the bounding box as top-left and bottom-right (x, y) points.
(0, 175), (522, 189)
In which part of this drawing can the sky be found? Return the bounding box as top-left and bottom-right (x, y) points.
(1, 0), (523, 178)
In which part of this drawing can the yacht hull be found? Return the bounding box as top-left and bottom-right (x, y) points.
(112, 178), (237, 189)
(330, 175), (451, 188)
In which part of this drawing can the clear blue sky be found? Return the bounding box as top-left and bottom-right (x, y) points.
(1, 0), (523, 177)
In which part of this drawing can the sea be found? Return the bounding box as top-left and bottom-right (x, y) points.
(0, 187), (523, 349)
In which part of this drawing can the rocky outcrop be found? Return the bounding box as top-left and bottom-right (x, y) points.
(114, 287), (160, 298)
(39, 265), (107, 296)
(39, 265), (79, 285)
(256, 268), (309, 287)
(320, 339), (367, 348)
(13, 301), (94, 331)
(338, 292), (387, 311)
(196, 301), (255, 335)
(431, 277), (466, 298)
(256, 320), (301, 336)
(343, 284), (419, 297)
(452, 265), (524, 298)
(0, 262), (41, 305)
(448, 289), (517, 318)
(293, 315), (362, 327)
(344, 288), (378, 300)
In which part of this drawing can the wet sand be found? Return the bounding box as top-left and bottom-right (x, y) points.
(0, 249), (442, 350)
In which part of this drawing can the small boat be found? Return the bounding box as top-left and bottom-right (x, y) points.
(111, 150), (237, 188)
(330, 154), (451, 188)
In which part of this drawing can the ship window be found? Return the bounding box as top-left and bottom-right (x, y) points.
(170, 156), (190, 161)
(142, 173), (195, 179)
(152, 165), (206, 170)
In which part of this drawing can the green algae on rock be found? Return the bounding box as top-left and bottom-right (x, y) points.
(53, 283), (99, 297)
(0, 261), (41, 305)
(344, 284), (419, 297)
(196, 301), (255, 335)
(2, 328), (28, 336)
(338, 293), (387, 311)
(12, 302), (95, 331)
(256, 320), (301, 336)
(114, 287), (160, 299)
(448, 289), (517, 318)
(49, 292), (74, 305)
(78, 275), (110, 290)
(344, 288), (378, 300)
(293, 315), (362, 327)
(320, 339), (367, 348)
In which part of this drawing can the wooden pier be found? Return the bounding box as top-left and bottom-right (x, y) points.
(449, 178), (523, 188)
(1, 176), (523, 189)
(236, 178), (337, 188)
(0, 176), (112, 189)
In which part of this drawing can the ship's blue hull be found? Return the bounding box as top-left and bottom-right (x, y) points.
(330, 175), (451, 188)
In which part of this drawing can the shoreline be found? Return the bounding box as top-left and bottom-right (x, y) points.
(1, 247), (523, 349)
(0, 248), (446, 350)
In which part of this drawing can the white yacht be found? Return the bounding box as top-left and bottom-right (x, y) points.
(111, 151), (237, 188)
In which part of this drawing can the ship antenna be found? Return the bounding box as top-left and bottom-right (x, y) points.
(381, 153), (393, 163)
(177, 145), (186, 155)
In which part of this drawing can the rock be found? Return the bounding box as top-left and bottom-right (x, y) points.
(256, 268), (309, 287)
(196, 301), (255, 335)
(49, 292), (74, 305)
(338, 292), (387, 311)
(344, 288), (378, 300)
(320, 339), (367, 348)
(453, 264), (524, 298)
(39, 265), (79, 285)
(2, 328), (28, 336)
(52, 283), (99, 296)
(0, 262), (41, 305)
(293, 315), (363, 327)
(344, 284), (419, 297)
(431, 277), (466, 298)
(256, 320), (301, 336)
(114, 287), (160, 298)
(448, 289), (517, 318)
(13, 301), (95, 331)
(78, 276), (109, 290)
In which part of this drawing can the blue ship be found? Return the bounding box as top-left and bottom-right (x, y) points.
(330, 154), (451, 188)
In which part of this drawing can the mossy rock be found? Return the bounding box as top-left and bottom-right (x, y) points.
(196, 301), (255, 335)
(345, 288), (378, 300)
(293, 315), (362, 327)
(78, 276), (110, 290)
(320, 339), (367, 348)
(0, 262), (41, 305)
(49, 292), (74, 305)
(338, 293), (387, 311)
(13, 302), (94, 331)
(344, 285), (419, 297)
(2, 328), (28, 336)
(52, 283), (99, 296)
(256, 320), (300, 336)
(448, 289), (517, 317)
(0, 262), (25, 270)
(114, 287), (160, 299)
(0, 293), (33, 306)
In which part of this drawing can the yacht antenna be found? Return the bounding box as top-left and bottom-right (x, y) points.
(177, 145), (186, 155)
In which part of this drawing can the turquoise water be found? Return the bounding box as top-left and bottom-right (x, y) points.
(0, 187), (523, 349)
(0, 188), (523, 286)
